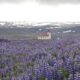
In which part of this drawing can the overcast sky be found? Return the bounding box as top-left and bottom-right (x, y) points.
(0, 0), (80, 23)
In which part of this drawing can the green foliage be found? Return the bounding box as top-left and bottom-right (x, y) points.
(6, 72), (10, 78)
(47, 48), (52, 51)
(39, 76), (46, 80)
(13, 63), (19, 70)
(0, 63), (4, 68)
(51, 53), (57, 58)
(0, 73), (2, 79)
(13, 63), (19, 76)
(12, 56), (16, 61)
(32, 70), (35, 77)
(14, 70), (18, 76)
(61, 67), (69, 79)
(27, 62), (34, 67)
(0, 64), (2, 68)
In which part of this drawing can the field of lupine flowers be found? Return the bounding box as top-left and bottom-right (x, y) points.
(0, 37), (80, 80)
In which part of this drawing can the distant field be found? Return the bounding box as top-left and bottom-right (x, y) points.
(0, 26), (80, 40)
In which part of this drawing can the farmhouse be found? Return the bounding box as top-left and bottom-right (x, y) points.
(38, 32), (51, 40)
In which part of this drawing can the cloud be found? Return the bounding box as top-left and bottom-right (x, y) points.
(36, 0), (80, 4)
(0, 0), (28, 3)
(0, 0), (80, 4)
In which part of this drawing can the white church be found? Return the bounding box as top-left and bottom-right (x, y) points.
(38, 32), (51, 40)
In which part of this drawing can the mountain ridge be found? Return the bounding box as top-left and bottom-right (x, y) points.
(0, 21), (80, 28)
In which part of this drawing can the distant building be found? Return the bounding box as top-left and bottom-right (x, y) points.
(38, 32), (51, 40)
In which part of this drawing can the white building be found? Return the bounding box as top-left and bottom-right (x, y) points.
(38, 32), (51, 40)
